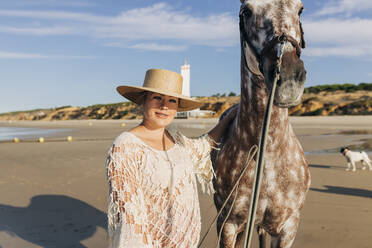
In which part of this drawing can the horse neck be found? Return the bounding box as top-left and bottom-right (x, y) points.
(237, 53), (290, 144)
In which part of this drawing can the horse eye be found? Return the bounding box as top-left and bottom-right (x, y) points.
(240, 6), (252, 18)
(244, 9), (252, 17)
(298, 7), (304, 16)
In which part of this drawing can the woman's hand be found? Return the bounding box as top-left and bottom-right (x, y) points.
(207, 105), (238, 146)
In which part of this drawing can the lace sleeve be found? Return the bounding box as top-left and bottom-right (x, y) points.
(106, 142), (151, 248)
(174, 132), (217, 194)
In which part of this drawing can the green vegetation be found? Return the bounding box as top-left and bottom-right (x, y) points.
(304, 83), (372, 94)
(211, 83), (372, 97)
(349, 99), (372, 108)
(55, 105), (72, 110)
(302, 108), (324, 116)
(0, 108), (51, 116)
(332, 99), (372, 115)
(212, 92), (237, 97)
(85, 102), (130, 109)
(0, 102), (133, 116)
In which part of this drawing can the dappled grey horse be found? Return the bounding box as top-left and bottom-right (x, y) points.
(212, 0), (311, 247)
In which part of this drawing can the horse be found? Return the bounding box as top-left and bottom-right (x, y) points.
(212, 0), (311, 247)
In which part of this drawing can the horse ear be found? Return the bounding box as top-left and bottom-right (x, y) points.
(240, 0), (245, 3)
(300, 21), (306, 49)
(242, 40), (262, 76)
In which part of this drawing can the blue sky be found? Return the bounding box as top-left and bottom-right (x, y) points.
(1, 0), (372, 113)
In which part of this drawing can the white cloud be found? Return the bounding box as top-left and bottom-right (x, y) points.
(0, 51), (96, 59)
(316, 0), (372, 16)
(1, 2), (370, 58)
(0, 25), (78, 35)
(302, 17), (372, 57)
(0, 51), (50, 59)
(129, 43), (187, 52)
(216, 48), (229, 52)
(303, 18), (372, 44)
(0, 3), (239, 48)
(0, 9), (108, 23)
(103, 3), (238, 46)
(15, 0), (96, 7)
(303, 0), (372, 58)
(106, 42), (187, 52)
(304, 46), (370, 57)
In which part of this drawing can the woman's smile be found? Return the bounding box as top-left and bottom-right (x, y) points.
(155, 111), (169, 118)
(141, 92), (178, 128)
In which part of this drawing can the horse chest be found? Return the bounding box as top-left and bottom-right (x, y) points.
(214, 135), (308, 213)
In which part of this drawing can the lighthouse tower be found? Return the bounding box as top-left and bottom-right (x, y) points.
(180, 59), (190, 97)
(176, 60), (215, 118)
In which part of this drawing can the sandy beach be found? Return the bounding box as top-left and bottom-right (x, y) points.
(1, 116), (372, 248)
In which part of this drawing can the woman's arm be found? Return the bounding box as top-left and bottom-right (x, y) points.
(174, 107), (237, 194)
(207, 106), (238, 145)
(106, 143), (151, 247)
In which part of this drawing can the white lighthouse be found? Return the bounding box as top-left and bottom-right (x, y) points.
(180, 59), (191, 97)
(176, 59), (215, 118)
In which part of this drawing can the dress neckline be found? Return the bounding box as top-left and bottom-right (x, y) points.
(126, 131), (177, 152)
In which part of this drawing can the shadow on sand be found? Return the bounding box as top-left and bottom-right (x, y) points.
(309, 164), (342, 170)
(0, 194), (107, 248)
(310, 185), (372, 199)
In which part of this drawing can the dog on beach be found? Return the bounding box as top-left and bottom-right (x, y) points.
(340, 147), (372, 171)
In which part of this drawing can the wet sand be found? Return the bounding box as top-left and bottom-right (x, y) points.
(0, 116), (372, 248)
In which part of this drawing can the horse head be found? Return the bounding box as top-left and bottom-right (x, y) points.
(240, 0), (306, 107)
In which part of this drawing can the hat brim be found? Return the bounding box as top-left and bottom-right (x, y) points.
(117, 85), (203, 112)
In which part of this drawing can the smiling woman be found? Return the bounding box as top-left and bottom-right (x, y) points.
(105, 68), (236, 248)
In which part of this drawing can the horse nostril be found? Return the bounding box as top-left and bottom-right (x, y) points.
(296, 66), (306, 82)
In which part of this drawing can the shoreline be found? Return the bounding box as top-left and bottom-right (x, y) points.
(0, 126), (72, 142)
(1, 115), (372, 144)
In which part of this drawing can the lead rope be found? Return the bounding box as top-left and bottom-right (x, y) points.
(243, 42), (286, 248)
(197, 145), (258, 248)
(197, 42), (285, 248)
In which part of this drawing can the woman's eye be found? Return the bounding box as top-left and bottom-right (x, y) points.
(153, 96), (162, 101)
(169, 99), (177, 103)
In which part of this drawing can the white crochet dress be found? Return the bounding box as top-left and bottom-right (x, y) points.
(105, 131), (214, 248)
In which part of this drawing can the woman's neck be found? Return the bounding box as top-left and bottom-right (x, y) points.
(135, 121), (166, 141)
(130, 122), (175, 151)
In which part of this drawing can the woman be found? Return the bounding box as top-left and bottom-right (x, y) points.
(106, 68), (236, 247)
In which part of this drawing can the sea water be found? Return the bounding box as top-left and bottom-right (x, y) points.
(0, 127), (68, 141)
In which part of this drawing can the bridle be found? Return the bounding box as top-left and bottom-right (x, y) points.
(239, 5), (305, 73)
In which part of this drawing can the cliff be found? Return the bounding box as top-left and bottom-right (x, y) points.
(1, 89), (372, 121)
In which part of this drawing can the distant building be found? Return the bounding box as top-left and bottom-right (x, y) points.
(180, 59), (191, 97)
(176, 60), (215, 118)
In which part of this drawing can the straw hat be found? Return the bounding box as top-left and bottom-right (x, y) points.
(117, 68), (203, 111)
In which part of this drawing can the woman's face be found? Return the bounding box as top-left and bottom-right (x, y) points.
(142, 92), (178, 128)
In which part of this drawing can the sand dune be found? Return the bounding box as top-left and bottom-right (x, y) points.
(1, 89), (372, 121)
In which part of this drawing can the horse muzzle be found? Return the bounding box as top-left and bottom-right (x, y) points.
(263, 39), (306, 108)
